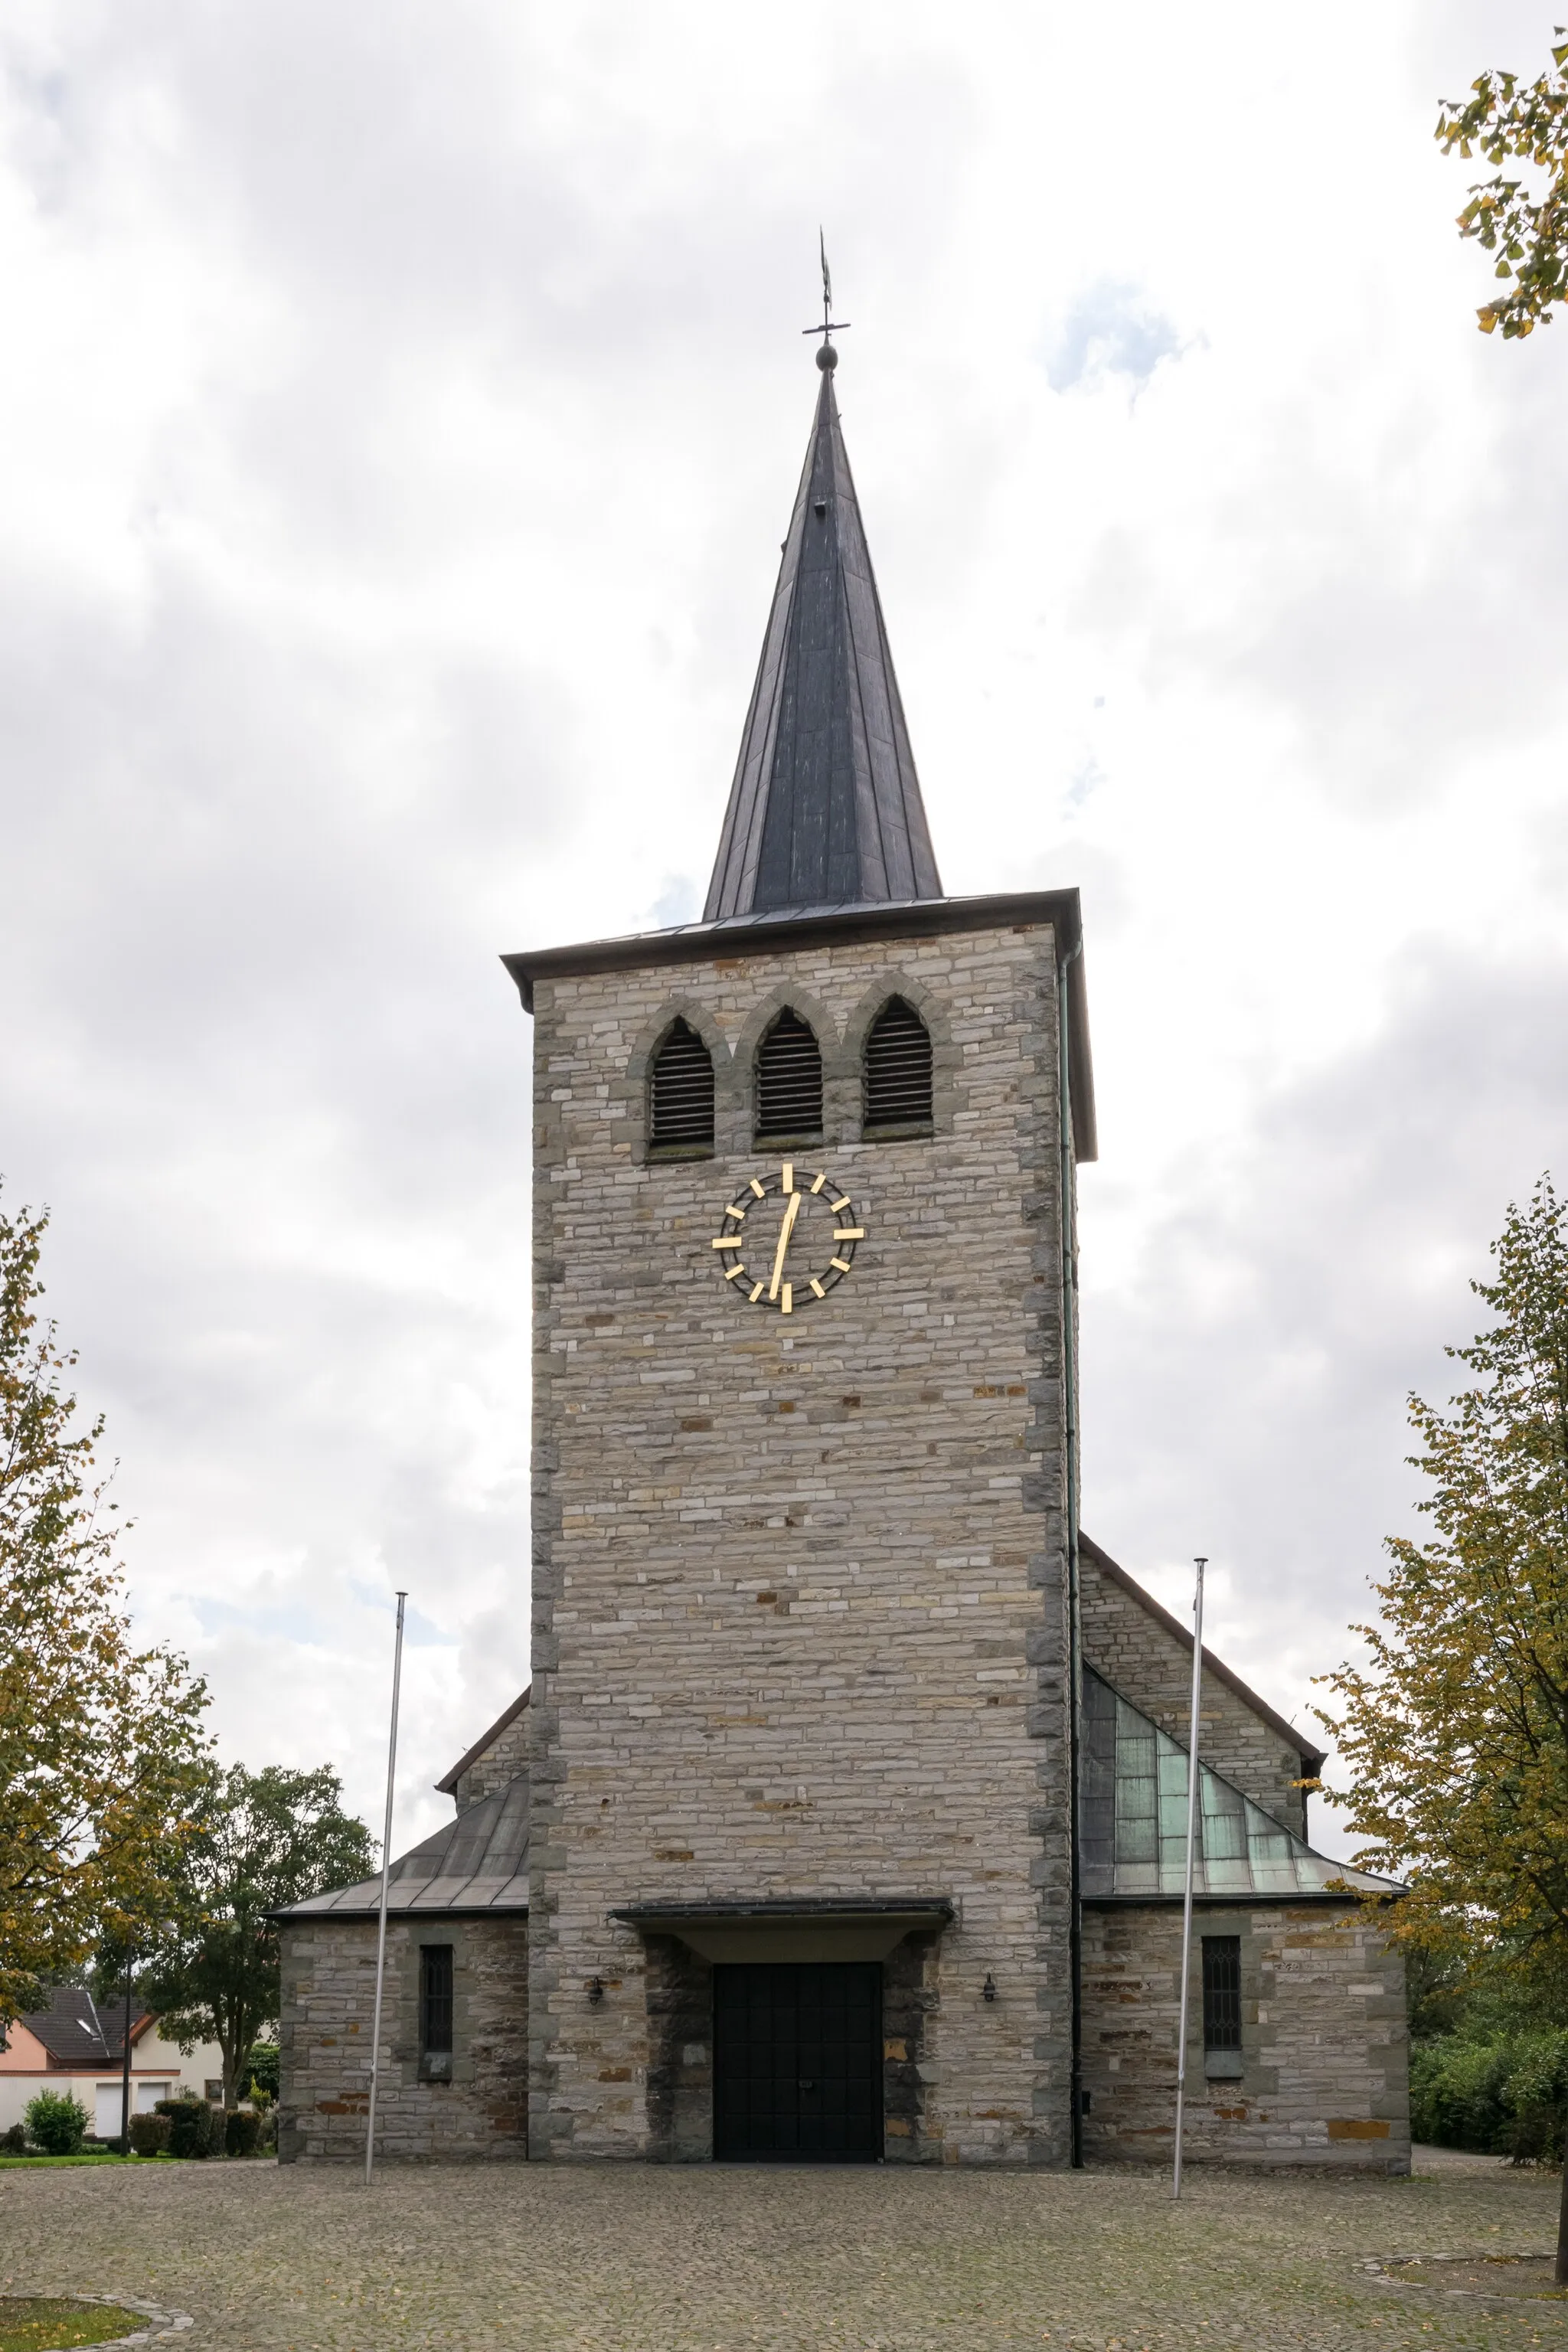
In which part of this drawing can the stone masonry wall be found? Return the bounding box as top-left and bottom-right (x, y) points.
(1080, 1550), (1309, 1837)
(528, 916), (1075, 2164)
(454, 1700), (532, 1812)
(278, 1915), (528, 2163)
(1080, 1903), (1409, 2171)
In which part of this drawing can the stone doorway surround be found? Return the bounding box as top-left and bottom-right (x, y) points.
(614, 1900), (953, 2164)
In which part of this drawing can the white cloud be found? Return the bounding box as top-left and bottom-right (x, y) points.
(1, 0), (1563, 1858)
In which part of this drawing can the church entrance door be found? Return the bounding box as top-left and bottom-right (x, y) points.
(712, 1961), (882, 2161)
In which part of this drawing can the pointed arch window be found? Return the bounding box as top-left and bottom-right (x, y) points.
(754, 1008), (823, 1143)
(863, 997), (933, 1135)
(648, 1018), (714, 1156)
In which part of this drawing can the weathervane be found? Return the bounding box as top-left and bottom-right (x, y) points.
(803, 230), (850, 368)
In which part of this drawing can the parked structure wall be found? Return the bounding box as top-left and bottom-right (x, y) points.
(278, 1916), (528, 2163)
(1080, 1903), (1409, 2171)
(528, 916), (1076, 2164)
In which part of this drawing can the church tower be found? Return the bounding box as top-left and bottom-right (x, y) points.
(275, 338), (1409, 2180)
(505, 341), (1095, 2166)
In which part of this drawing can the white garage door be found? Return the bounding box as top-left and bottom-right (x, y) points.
(94, 2079), (174, 2135)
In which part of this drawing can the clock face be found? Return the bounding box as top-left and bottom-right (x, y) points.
(710, 1163), (865, 1314)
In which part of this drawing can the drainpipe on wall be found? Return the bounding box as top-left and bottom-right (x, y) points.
(1057, 936), (1084, 2169)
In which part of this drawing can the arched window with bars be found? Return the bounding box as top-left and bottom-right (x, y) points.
(863, 996), (933, 1135)
(753, 1008), (823, 1144)
(647, 1018), (715, 1156)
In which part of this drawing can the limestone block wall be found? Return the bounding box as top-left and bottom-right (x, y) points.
(1080, 1548), (1310, 1836)
(453, 1702), (532, 1811)
(277, 1915), (528, 2163)
(1080, 1903), (1409, 2171)
(528, 914), (1076, 2164)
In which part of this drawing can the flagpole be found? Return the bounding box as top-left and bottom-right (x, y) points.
(1171, 1556), (1207, 2201)
(364, 1590), (407, 2187)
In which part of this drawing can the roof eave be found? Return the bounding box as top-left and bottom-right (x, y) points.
(436, 1685), (531, 1796)
(1081, 1883), (1405, 1909)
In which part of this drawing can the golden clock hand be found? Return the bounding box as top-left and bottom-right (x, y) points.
(769, 1188), (802, 1301)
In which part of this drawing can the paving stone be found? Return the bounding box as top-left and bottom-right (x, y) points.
(2, 2150), (1563, 2350)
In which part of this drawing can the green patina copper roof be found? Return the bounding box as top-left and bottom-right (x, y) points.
(1080, 1668), (1400, 1903)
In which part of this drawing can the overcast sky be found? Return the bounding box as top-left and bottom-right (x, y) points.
(3, 0), (1563, 1860)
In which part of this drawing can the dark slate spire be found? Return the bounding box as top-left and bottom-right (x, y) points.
(703, 349), (942, 923)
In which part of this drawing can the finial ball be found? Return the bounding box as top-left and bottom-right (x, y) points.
(816, 342), (838, 371)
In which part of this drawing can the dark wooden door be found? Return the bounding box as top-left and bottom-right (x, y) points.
(713, 1962), (882, 2161)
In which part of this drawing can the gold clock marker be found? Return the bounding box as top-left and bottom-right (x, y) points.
(707, 1167), (865, 1313)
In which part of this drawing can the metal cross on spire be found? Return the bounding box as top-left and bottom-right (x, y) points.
(802, 229), (851, 358)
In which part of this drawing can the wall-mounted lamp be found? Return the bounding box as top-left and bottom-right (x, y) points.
(982, 1973), (997, 2004)
(586, 1975), (605, 2006)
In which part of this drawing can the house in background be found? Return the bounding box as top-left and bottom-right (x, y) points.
(0, 1985), (227, 2139)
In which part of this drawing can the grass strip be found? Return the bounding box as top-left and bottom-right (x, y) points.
(0, 2299), (146, 2350)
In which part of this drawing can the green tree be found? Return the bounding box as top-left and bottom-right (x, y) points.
(0, 1194), (210, 2024)
(1317, 1177), (1568, 2269)
(1438, 30), (1568, 336)
(141, 1762), (375, 2108)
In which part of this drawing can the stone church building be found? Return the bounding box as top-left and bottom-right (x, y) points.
(277, 342), (1408, 2171)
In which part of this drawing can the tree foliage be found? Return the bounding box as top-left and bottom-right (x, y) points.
(1438, 30), (1568, 337)
(0, 1194), (210, 2024)
(141, 1762), (375, 2106)
(1317, 1178), (1568, 1981)
(1413, 2023), (1568, 2161)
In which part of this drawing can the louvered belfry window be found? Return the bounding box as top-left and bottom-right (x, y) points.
(648, 1018), (715, 1155)
(755, 1008), (823, 1141)
(863, 996), (933, 1133)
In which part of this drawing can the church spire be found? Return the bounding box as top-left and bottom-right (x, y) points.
(702, 345), (942, 923)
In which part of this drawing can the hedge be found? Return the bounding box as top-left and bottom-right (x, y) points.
(1411, 2027), (1568, 2160)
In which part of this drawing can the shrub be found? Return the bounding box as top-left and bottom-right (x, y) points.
(224, 2109), (260, 2158)
(1410, 2027), (1568, 2159)
(2, 2122), (25, 2154)
(156, 2096), (217, 2158)
(128, 2112), (171, 2157)
(24, 2091), (88, 2154)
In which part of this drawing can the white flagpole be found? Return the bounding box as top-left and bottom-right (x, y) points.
(1171, 1555), (1207, 2202)
(364, 1589), (407, 2187)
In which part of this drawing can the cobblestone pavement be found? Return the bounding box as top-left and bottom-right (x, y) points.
(3, 2153), (1566, 2352)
